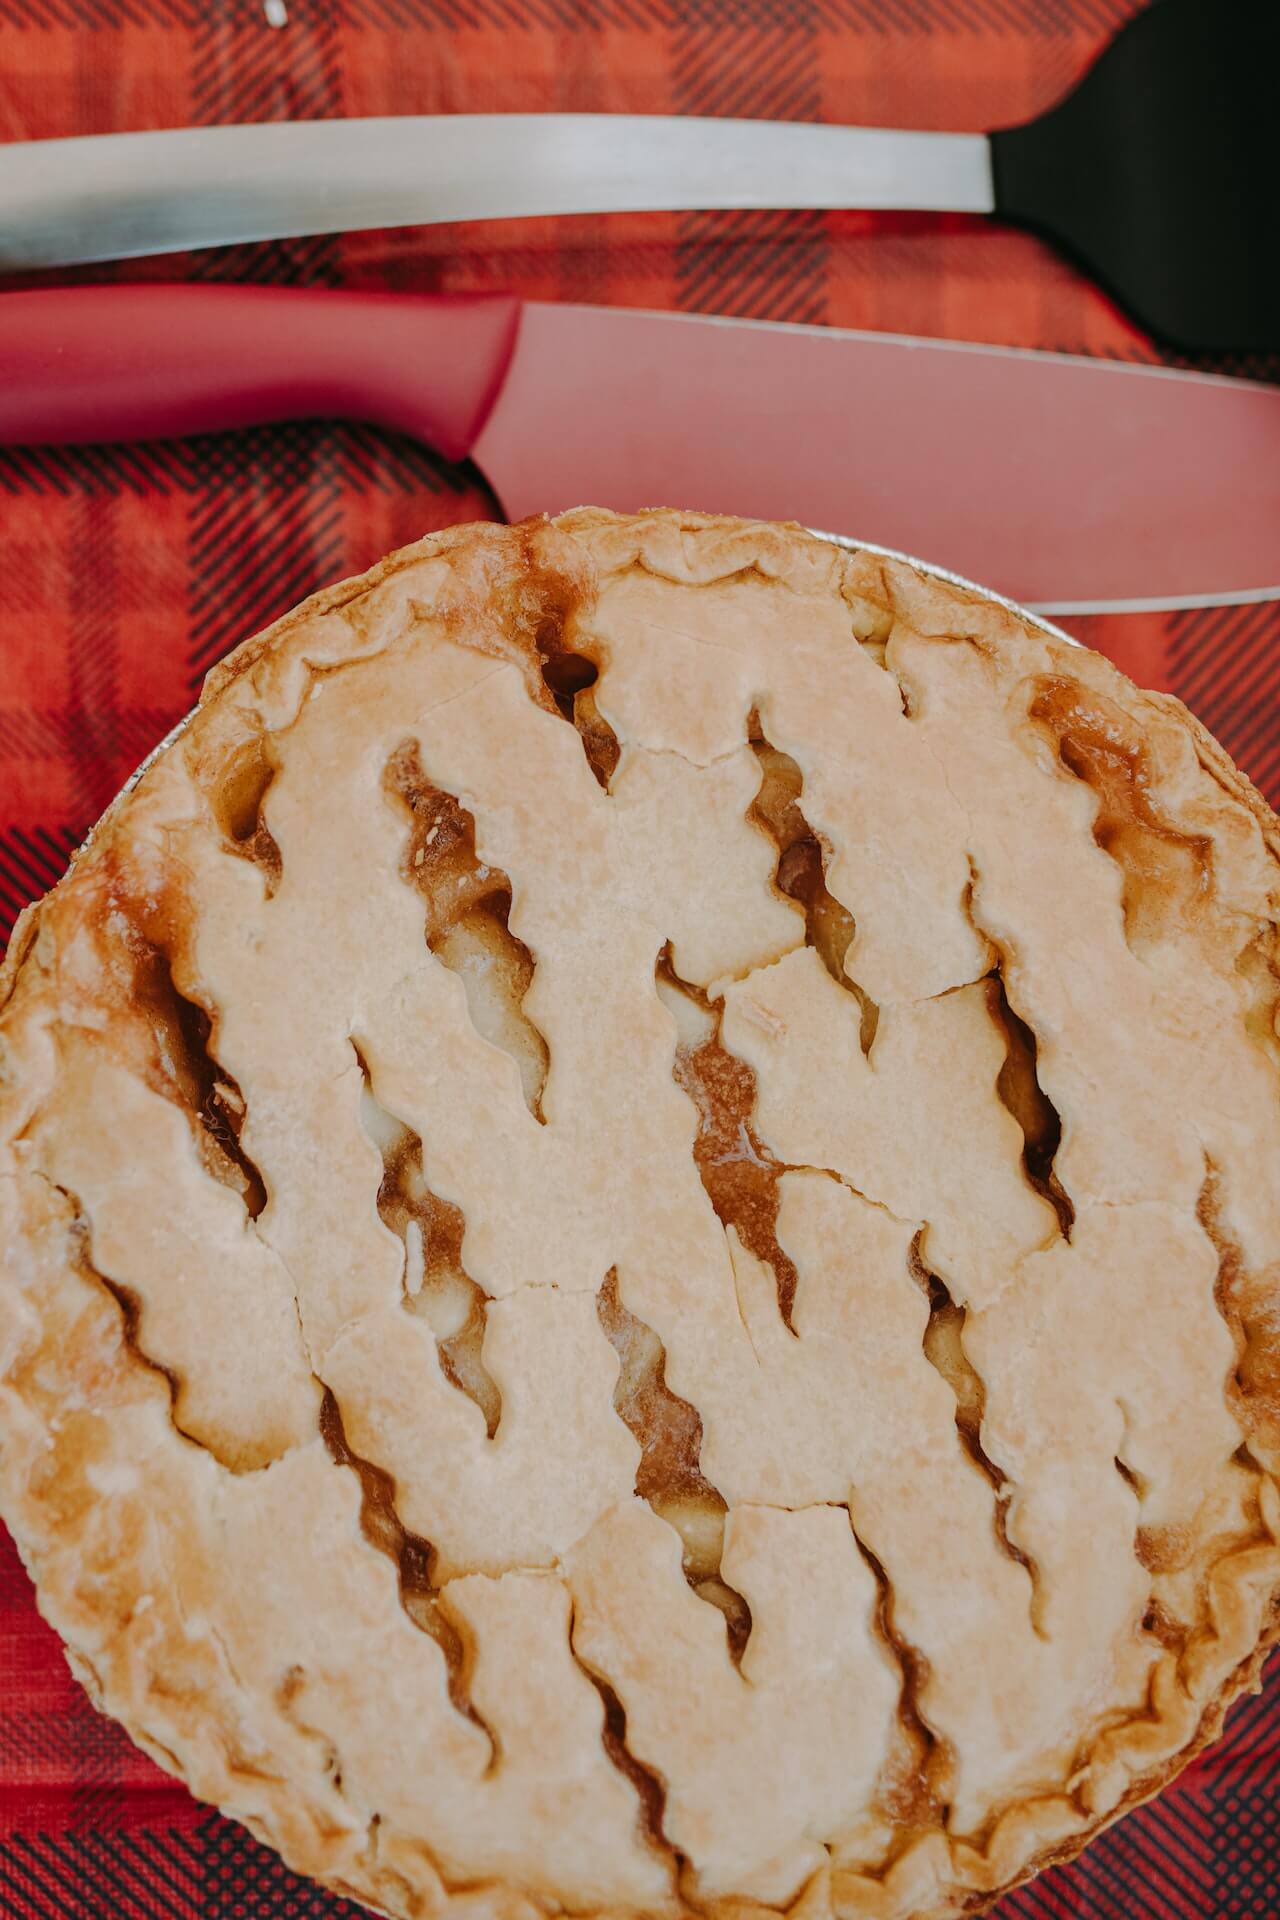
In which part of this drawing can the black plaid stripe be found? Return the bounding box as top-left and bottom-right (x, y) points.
(0, 0), (1144, 25)
(0, 828), (80, 936)
(0, 444), (197, 503)
(0, 1813), (361, 1917)
(190, 0), (343, 126)
(182, 0), (346, 287)
(996, 1801), (1214, 1920)
(181, 423), (345, 680)
(200, 1812), (359, 1916)
(1168, 601), (1280, 811)
(1208, 1671), (1280, 1918)
(672, 2), (829, 324)
(182, 421), (472, 693)
(0, 1827), (202, 1918)
(0, 0), (196, 25)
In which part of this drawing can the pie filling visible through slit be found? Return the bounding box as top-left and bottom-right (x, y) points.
(1, 510), (1279, 1920)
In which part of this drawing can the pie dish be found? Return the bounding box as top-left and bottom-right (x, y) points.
(1, 508), (1278, 1920)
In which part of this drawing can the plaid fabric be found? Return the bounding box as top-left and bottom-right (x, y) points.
(1, 3), (1278, 1915)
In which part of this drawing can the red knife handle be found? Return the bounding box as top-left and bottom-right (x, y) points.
(0, 285), (521, 460)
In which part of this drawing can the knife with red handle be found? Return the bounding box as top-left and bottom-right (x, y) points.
(1, 284), (1277, 615)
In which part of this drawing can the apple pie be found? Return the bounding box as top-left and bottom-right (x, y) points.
(1, 510), (1278, 1920)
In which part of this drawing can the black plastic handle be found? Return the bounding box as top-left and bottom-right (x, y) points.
(990, 0), (1280, 355)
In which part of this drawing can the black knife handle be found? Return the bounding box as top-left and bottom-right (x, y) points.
(989, 0), (1280, 355)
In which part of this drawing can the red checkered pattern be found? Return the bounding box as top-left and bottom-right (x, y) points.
(0, 2), (1277, 1914)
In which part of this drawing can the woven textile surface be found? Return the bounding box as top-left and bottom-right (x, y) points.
(0, 3), (1277, 1915)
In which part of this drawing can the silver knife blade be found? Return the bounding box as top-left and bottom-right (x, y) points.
(0, 116), (995, 270)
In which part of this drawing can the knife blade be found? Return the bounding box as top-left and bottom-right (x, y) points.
(5, 0), (1278, 360)
(0, 285), (1275, 612)
(0, 118), (990, 271)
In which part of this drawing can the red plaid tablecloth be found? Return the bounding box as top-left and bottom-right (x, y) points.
(1, 4), (1278, 1916)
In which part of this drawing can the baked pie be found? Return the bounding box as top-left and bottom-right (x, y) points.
(1, 509), (1278, 1920)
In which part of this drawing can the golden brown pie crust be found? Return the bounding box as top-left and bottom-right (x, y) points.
(1, 510), (1279, 1920)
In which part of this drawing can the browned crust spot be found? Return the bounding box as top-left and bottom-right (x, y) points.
(1028, 675), (1214, 956)
(1200, 1165), (1280, 1457)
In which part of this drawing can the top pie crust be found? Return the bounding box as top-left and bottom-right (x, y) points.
(1, 509), (1279, 1920)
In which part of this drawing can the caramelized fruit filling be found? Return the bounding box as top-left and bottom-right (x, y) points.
(44, 1181), (270, 1473)
(92, 896), (267, 1218)
(851, 1527), (947, 1835)
(541, 652), (621, 791)
(987, 974), (1073, 1239)
(909, 1237), (1042, 1624)
(748, 713), (879, 1053)
(356, 1061), (501, 1438)
(211, 733), (283, 893)
(597, 1270), (751, 1664)
(479, 530), (621, 790)
(658, 950), (800, 1334)
(384, 741), (549, 1118)
(570, 1656), (674, 1858)
(320, 1390), (491, 1739)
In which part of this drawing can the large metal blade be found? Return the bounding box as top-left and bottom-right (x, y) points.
(0, 117), (993, 269)
(473, 305), (1280, 609)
